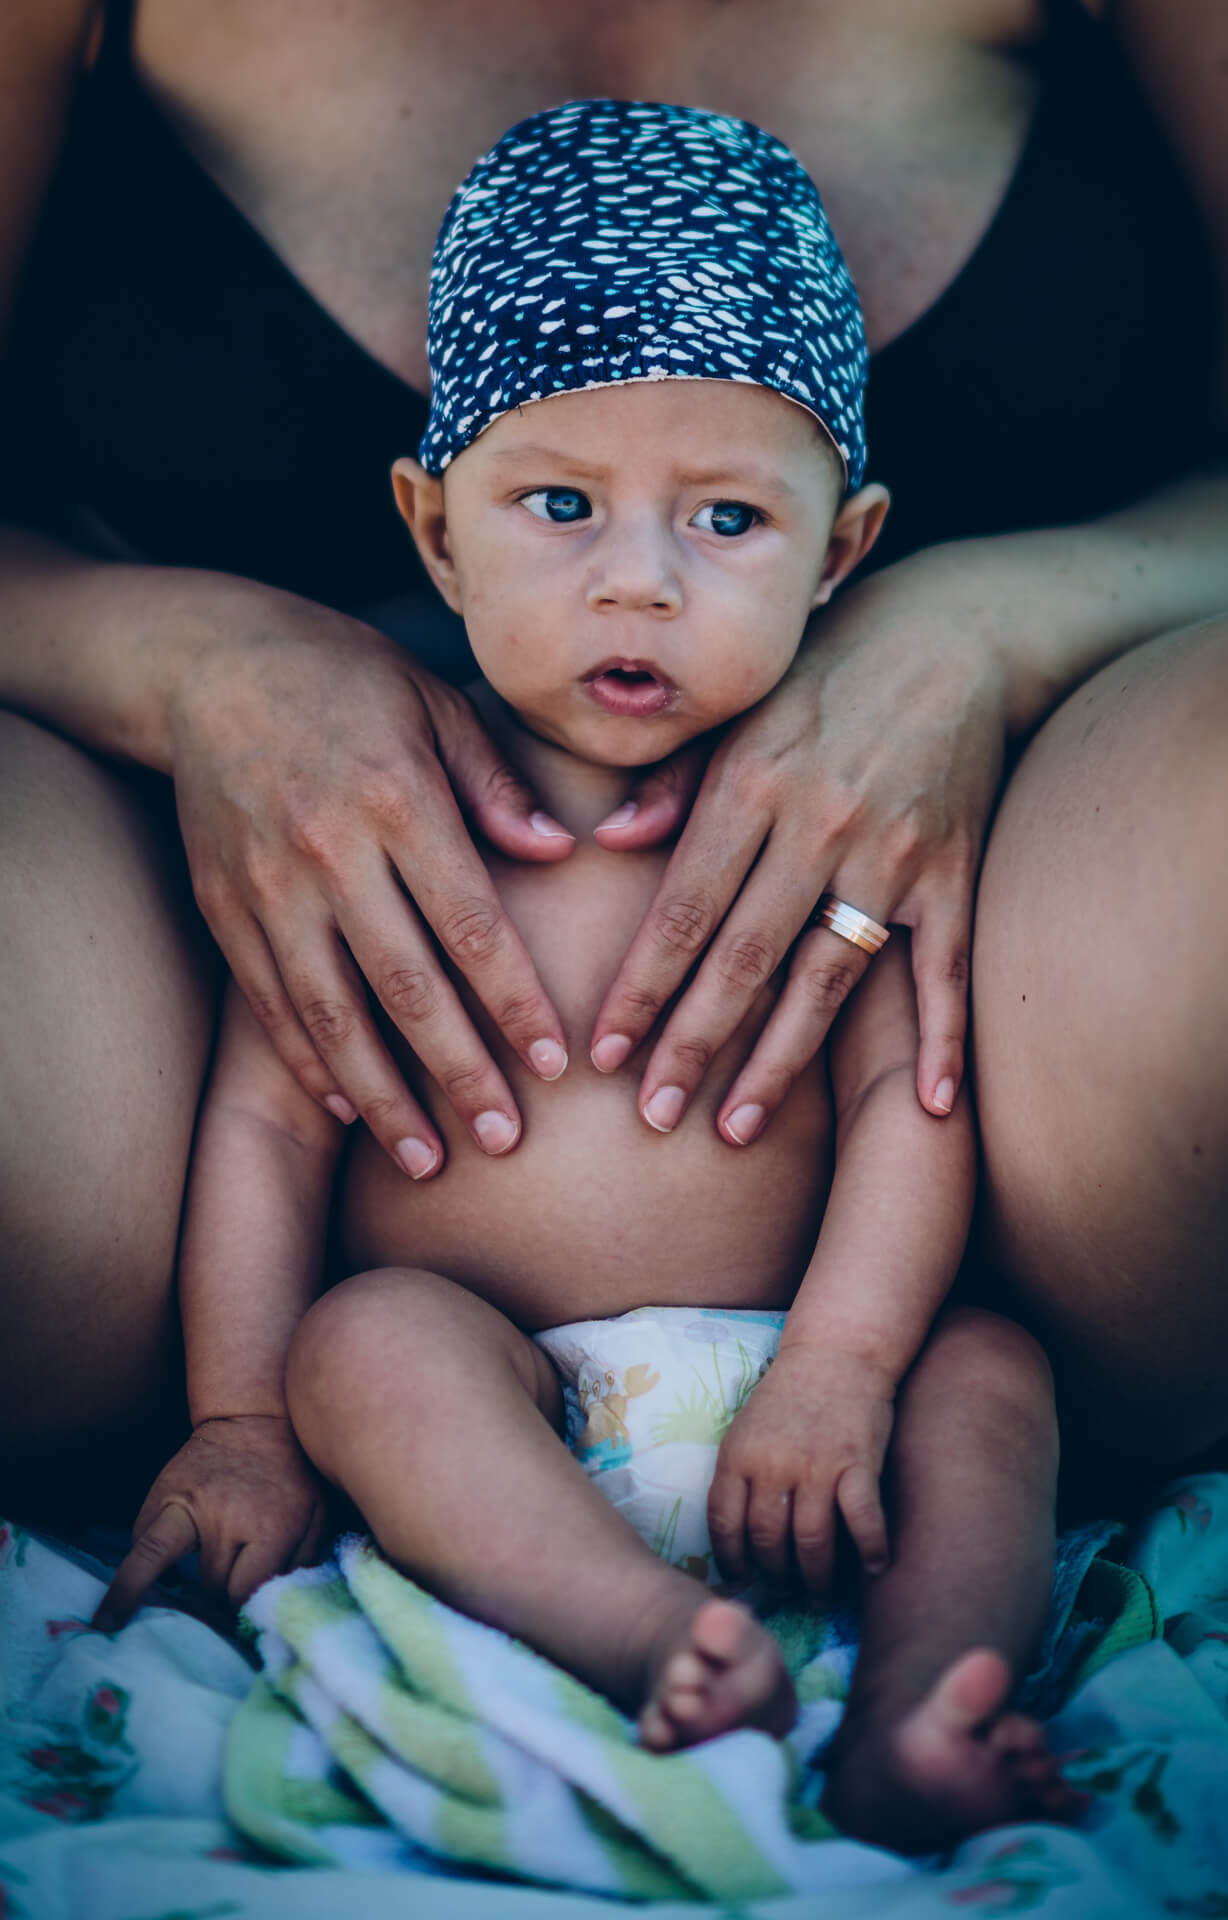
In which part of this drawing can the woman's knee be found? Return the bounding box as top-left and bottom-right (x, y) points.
(0, 714), (219, 1437)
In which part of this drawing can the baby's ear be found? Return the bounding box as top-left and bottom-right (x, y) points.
(811, 482), (891, 607)
(391, 457), (462, 613)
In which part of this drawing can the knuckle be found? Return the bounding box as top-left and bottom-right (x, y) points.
(300, 996), (360, 1052)
(670, 1035), (714, 1077)
(440, 896), (506, 969)
(941, 945), (971, 993)
(284, 804), (337, 868)
(652, 892), (717, 957)
(617, 982), (667, 1026)
(190, 869), (230, 925)
(362, 773), (415, 835)
(716, 933), (779, 993)
(438, 1059), (489, 1107)
(379, 963), (441, 1027)
(480, 760), (531, 813)
(243, 842), (294, 906)
(801, 958), (861, 1015)
(491, 987), (545, 1039)
(244, 985), (290, 1034)
(356, 1091), (403, 1134)
(884, 813), (924, 870)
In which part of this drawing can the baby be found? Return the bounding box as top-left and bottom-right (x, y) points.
(101, 103), (1080, 1852)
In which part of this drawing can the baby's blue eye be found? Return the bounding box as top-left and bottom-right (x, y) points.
(693, 500), (759, 537)
(521, 488), (592, 523)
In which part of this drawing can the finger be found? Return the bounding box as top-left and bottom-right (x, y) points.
(93, 1502), (200, 1632)
(590, 796), (772, 1075)
(716, 922), (876, 1144)
(706, 1471), (752, 1585)
(288, 1513), (329, 1572)
(222, 915), (360, 1124)
(271, 913), (450, 1176)
(592, 742), (709, 851)
(790, 1487), (837, 1595)
(227, 1537), (293, 1608)
(387, 785), (569, 1085)
(907, 884), (972, 1117)
(746, 1483), (795, 1589)
(429, 684), (576, 863)
(835, 1466), (889, 1577)
(633, 838), (818, 1133)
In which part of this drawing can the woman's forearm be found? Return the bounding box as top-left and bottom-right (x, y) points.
(899, 463), (1228, 737)
(0, 524), (314, 769)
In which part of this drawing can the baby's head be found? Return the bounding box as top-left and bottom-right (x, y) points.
(394, 100), (888, 766)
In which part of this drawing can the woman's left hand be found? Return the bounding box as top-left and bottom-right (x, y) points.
(588, 548), (1010, 1138)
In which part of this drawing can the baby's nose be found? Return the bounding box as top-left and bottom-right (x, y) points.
(585, 520), (682, 616)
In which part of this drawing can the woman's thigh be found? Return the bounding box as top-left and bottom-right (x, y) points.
(0, 712), (219, 1511)
(969, 615), (1228, 1473)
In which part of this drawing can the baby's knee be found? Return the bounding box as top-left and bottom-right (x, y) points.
(286, 1268), (430, 1439)
(922, 1306), (1057, 1440)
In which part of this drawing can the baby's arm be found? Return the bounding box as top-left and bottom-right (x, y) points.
(96, 982), (344, 1628)
(709, 938), (976, 1594)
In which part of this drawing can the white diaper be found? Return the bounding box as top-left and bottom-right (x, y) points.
(534, 1306), (785, 1587)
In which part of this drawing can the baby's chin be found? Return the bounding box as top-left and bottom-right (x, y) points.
(526, 711), (710, 769)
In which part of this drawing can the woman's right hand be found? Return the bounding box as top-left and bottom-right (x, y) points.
(168, 592), (575, 1175)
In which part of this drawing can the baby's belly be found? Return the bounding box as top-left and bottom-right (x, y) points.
(338, 840), (834, 1328)
(339, 1056), (832, 1329)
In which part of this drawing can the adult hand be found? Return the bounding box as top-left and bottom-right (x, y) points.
(588, 550), (1010, 1136)
(93, 1415), (328, 1630)
(707, 1345), (895, 1594)
(169, 593), (574, 1176)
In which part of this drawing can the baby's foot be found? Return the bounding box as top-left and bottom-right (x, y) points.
(638, 1596), (796, 1752)
(823, 1649), (1088, 1853)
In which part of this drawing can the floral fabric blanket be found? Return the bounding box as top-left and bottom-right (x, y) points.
(1, 1477), (1227, 1918)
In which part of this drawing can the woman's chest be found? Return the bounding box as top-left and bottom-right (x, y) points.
(133, 0), (1045, 385)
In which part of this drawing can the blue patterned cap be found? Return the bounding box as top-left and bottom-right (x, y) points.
(420, 100), (868, 487)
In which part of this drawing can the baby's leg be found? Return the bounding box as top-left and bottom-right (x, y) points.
(823, 1307), (1084, 1852)
(286, 1269), (793, 1746)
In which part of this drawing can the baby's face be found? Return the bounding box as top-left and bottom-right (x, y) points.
(397, 380), (862, 766)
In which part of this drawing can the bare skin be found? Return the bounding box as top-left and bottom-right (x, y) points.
(285, 1268), (795, 1750)
(1, 0), (1226, 1537)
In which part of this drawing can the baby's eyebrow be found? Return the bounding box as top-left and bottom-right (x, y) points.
(672, 468), (801, 503)
(489, 446), (800, 501)
(489, 446), (609, 479)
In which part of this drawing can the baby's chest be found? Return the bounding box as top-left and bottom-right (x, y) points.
(341, 844), (834, 1321)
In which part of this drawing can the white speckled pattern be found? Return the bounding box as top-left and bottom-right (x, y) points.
(420, 100), (868, 486)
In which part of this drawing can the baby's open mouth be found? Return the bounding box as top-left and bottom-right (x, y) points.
(583, 660), (677, 717)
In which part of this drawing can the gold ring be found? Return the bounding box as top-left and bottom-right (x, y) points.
(809, 892), (890, 955)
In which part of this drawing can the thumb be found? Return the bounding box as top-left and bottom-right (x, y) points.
(592, 741), (708, 850)
(433, 689), (575, 863)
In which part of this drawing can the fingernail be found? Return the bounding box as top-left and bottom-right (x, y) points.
(529, 1038), (568, 1080)
(474, 1110), (519, 1155)
(724, 1103), (766, 1146)
(643, 1085), (686, 1133)
(396, 1136), (439, 1180)
(595, 801), (638, 832)
(591, 1033), (632, 1074)
(324, 1094), (359, 1125)
(530, 810), (573, 840)
(933, 1077), (956, 1114)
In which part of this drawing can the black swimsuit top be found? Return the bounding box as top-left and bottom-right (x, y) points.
(14, 0), (1218, 616)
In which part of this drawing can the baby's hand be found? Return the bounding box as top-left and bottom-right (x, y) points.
(93, 1414), (328, 1631)
(708, 1345), (895, 1595)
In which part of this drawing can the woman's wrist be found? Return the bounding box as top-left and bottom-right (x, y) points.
(0, 526), (354, 774)
(889, 464), (1228, 739)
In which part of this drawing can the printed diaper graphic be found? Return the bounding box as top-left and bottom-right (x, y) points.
(536, 1308), (784, 1585)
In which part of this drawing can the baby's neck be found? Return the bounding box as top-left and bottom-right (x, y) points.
(468, 681), (679, 842)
